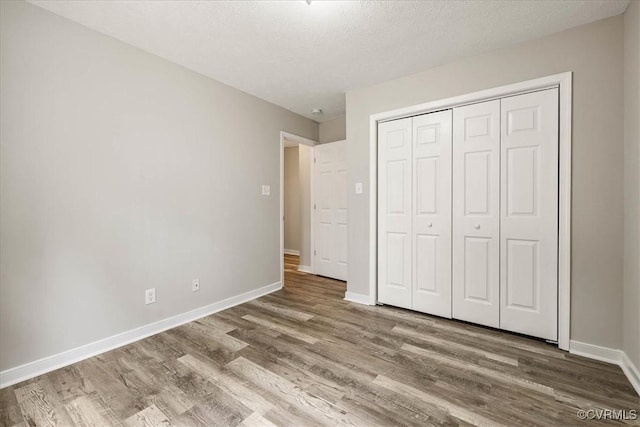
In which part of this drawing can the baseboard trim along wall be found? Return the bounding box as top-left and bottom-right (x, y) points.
(570, 340), (640, 396)
(343, 291), (374, 305)
(297, 265), (313, 274)
(283, 249), (300, 256)
(621, 352), (640, 397)
(0, 281), (282, 389)
(569, 340), (622, 364)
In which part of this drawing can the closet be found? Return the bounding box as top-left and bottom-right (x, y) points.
(377, 88), (559, 341)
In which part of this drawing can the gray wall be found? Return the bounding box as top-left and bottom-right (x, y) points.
(284, 147), (301, 252)
(298, 145), (313, 270)
(0, 1), (318, 371)
(624, 0), (640, 369)
(346, 16), (625, 349)
(319, 116), (346, 144)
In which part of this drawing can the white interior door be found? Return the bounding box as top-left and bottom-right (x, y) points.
(378, 118), (412, 309)
(500, 88), (559, 340)
(412, 110), (452, 317)
(314, 140), (347, 281)
(452, 100), (501, 328)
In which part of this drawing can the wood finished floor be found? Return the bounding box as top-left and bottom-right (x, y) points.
(1, 254), (638, 426)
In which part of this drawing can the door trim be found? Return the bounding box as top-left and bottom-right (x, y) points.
(280, 131), (318, 285)
(368, 72), (572, 350)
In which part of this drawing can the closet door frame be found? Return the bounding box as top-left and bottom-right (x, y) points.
(369, 72), (572, 351)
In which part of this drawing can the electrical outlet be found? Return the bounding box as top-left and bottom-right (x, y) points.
(261, 185), (271, 196)
(192, 278), (200, 292)
(145, 288), (156, 305)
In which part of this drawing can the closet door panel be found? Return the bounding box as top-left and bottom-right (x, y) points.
(500, 89), (558, 340)
(412, 110), (452, 317)
(378, 118), (412, 309)
(453, 100), (500, 328)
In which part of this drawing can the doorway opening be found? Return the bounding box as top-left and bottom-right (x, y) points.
(279, 132), (317, 286)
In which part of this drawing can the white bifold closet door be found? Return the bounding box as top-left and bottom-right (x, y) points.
(452, 90), (559, 339)
(378, 118), (413, 309)
(412, 111), (452, 317)
(378, 111), (452, 316)
(452, 100), (501, 328)
(499, 88), (558, 341)
(379, 88), (558, 341)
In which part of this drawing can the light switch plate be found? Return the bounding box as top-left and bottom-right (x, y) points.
(355, 182), (363, 194)
(262, 185), (271, 196)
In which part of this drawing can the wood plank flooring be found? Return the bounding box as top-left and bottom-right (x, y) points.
(1, 254), (638, 426)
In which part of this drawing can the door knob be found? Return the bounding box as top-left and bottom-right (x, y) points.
(474, 224), (480, 229)
(427, 223), (433, 228)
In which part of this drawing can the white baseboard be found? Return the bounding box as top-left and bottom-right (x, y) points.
(297, 265), (313, 274)
(343, 291), (374, 305)
(621, 352), (640, 396)
(569, 340), (622, 365)
(283, 249), (300, 256)
(570, 340), (640, 396)
(0, 281), (282, 389)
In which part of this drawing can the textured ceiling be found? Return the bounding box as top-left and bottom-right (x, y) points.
(30, 0), (630, 122)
